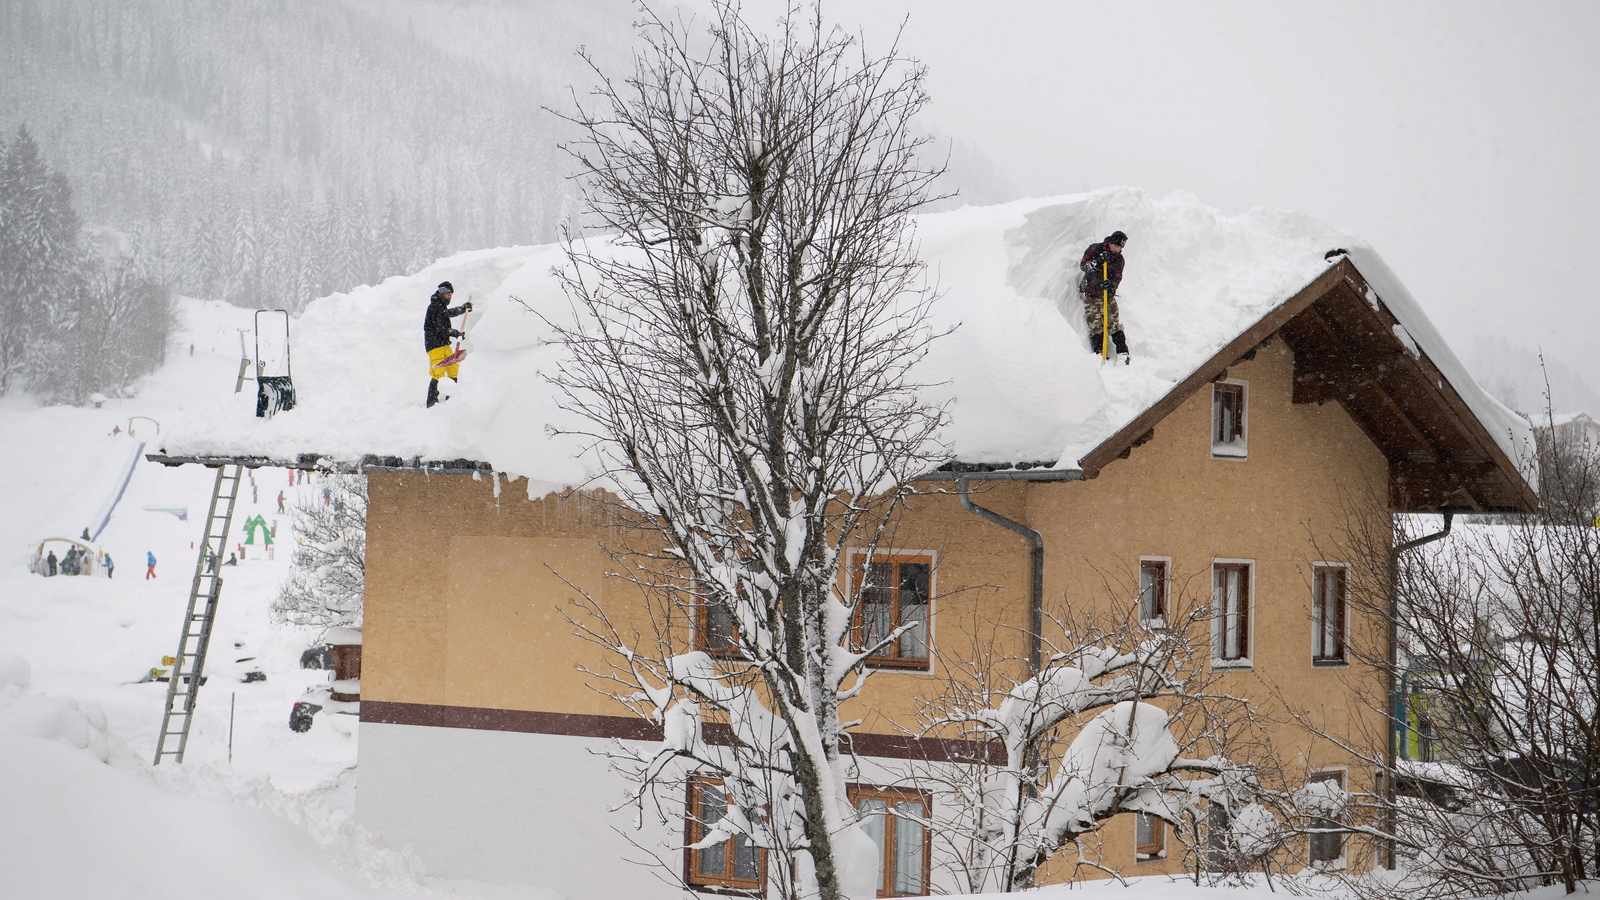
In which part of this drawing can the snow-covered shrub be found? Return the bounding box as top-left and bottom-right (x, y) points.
(916, 606), (1264, 891)
(272, 474), (365, 635)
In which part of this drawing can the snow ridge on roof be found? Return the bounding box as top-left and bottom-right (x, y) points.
(158, 188), (1529, 494)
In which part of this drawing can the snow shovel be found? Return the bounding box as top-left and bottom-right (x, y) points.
(1100, 261), (1110, 360)
(436, 296), (472, 368)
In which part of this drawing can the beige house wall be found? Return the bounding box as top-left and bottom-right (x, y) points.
(362, 335), (1392, 880)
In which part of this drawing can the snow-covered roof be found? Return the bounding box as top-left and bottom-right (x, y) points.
(157, 188), (1532, 499)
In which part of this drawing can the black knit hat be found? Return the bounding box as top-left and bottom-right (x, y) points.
(1107, 231), (1128, 247)
(437, 281), (454, 293)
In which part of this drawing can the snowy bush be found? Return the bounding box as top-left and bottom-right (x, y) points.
(273, 474), (366, 635)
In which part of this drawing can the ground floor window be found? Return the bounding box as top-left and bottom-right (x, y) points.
(1308, 770), (1346, 864)
(1135, 811), (1166, 861)
(686, 777), (765, 893)
(1205, 803), (1232, 872)
(851, 785), (930, 896)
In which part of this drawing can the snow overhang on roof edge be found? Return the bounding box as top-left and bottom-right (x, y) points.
(145, 452), (495, 475)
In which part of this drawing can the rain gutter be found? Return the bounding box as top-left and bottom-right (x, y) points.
(915, 467), (1085, 672)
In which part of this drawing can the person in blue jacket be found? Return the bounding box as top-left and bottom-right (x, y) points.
(145, 551), (157, 580)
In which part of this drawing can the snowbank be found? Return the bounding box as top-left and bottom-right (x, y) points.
(158, 188), (1530, 492)
(0, 734), (399, 898)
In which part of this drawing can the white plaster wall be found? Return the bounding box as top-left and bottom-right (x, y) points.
(358, 722), (983, 896)
(357, 723), (683, 898)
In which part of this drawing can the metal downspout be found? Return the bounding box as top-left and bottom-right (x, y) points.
(957, 475), (1045, 673)
(1383, 510), (1454, 869)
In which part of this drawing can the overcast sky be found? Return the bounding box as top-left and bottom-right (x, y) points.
(710, 0), (1599, 406)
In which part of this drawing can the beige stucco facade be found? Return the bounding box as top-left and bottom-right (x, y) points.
(360, 334), (1392, 883)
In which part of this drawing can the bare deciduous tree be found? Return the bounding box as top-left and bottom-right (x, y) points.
(273, 474), (366, 635)
(1316, 441), (1600, 898)
(551, 3), (947, 899)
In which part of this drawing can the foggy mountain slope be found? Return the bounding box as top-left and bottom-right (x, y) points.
(0, 0), (632, 309)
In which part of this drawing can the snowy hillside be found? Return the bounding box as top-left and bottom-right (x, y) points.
(0, 299), (417, 897)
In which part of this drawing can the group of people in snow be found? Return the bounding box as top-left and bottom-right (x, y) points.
(39, 544), (114, 578)
(414, 236), (1132, 410)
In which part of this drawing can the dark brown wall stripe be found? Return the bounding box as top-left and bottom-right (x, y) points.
(360, 700), (1004, 765)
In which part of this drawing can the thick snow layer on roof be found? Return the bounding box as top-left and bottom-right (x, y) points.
(159, 187), (1530, 491)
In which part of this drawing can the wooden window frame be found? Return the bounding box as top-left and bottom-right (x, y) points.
(1134, 811), (1166, 861)
(1211, 560), (1253, 667)
(1212, 380), (1248, 459)
(695, 590), (748, 661)
(849, 551), (935, 670)
(1311, 564), (1349, 666)
(850, 784), (933, 897)
(1138, 557), (1170, 624)
(1307, 769), (1347, 866)
(685, 776), (767, 894)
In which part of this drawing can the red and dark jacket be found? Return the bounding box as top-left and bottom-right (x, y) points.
(1078, 240), (1125, 297)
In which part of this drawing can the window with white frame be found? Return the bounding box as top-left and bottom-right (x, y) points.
(852, 785), (930, 897)
(1139, 558), (1169, 623)
(1212, 561), (1251, 665)
(1212, 381), (1247, 458)
(1312, 565), (1348, 664)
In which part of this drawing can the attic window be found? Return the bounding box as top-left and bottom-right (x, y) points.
(1212, 381), (1247, 458)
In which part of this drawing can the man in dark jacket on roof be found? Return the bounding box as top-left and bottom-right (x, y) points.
(424, 281), (472, 408)
(1079, 230), (1129, 361)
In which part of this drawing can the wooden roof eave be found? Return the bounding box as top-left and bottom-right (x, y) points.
(1078, 259), (1356, 477)
(1075, 258), (1537, 514)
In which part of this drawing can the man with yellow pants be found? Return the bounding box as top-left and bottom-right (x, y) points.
(424, 281), (472, 408)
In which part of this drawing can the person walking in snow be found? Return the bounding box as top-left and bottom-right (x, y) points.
(423, 281), (472, 408)
(104, 553), (114, 579)
(145, 551), (157, 579)
(1079, 230), (1130, 362)
(45, 550), (57, 577)
(277, 490), (286, 514)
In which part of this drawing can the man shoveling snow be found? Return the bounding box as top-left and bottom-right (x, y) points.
(1078, 230), (1130, 364)
(423, 281), (472, 408)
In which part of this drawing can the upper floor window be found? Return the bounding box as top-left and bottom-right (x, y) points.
(1312, 565), (1348, 665)
(1212, 381), (1247, 458)
(1212, 561), (1252, 665)
(852, 553), (932, 668)
(686, 777), (765, 893)
(1139, 558), (1169, 623)
(852, 785), (930, 896)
